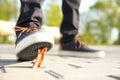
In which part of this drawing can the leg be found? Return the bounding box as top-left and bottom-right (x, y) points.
(15, 0), (54, 67)
(59, 0), (105, 58)
(60, 0), (81, 43)
(16, 0), (45, 36)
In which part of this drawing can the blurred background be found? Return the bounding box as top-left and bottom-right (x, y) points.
(0, 0), (120, 45)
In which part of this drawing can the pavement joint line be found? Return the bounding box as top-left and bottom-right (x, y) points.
(45, 70), (64, 79)
(68, 63), (82, 68)
(107, 75), (120, 80)
(0, 66), (7, 73)
(0, 57), (7, 73)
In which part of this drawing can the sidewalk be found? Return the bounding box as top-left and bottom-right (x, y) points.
(0, 44), (120, 80)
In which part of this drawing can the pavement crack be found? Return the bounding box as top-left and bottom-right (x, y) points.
(107, 75), (120, 80)
(68, 64), (82, 68)
(45, 70), (64, 79)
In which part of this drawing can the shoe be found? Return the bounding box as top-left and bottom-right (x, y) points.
(59, 38), (105, 58)
(14, 26), (54, 61)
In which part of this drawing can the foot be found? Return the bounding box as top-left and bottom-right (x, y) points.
(59, 38), (105, 58)
(14, 26), (54, 61)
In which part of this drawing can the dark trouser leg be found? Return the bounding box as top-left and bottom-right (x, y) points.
(60, 0), (81, 43)
(16, 0), (45, 36)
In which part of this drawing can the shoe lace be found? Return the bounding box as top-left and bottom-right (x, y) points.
(75, 38), (88, 49)
(13, 26), (42, 38)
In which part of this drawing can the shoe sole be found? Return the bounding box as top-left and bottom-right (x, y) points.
(16, 31), (54, 61)
(17, 42), (52, 61)
(58, 50), (105, 58)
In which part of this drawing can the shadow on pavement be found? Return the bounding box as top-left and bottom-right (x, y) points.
(0, 59), (17, 66)
(0, 59), (46, 69)
(0, 59), (31, 69)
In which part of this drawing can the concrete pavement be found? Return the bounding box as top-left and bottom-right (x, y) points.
(0, 44), (120, 80)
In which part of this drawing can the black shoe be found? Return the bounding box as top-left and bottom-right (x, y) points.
(59, 38), (105, 58)
(14, 26), (54, 61)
